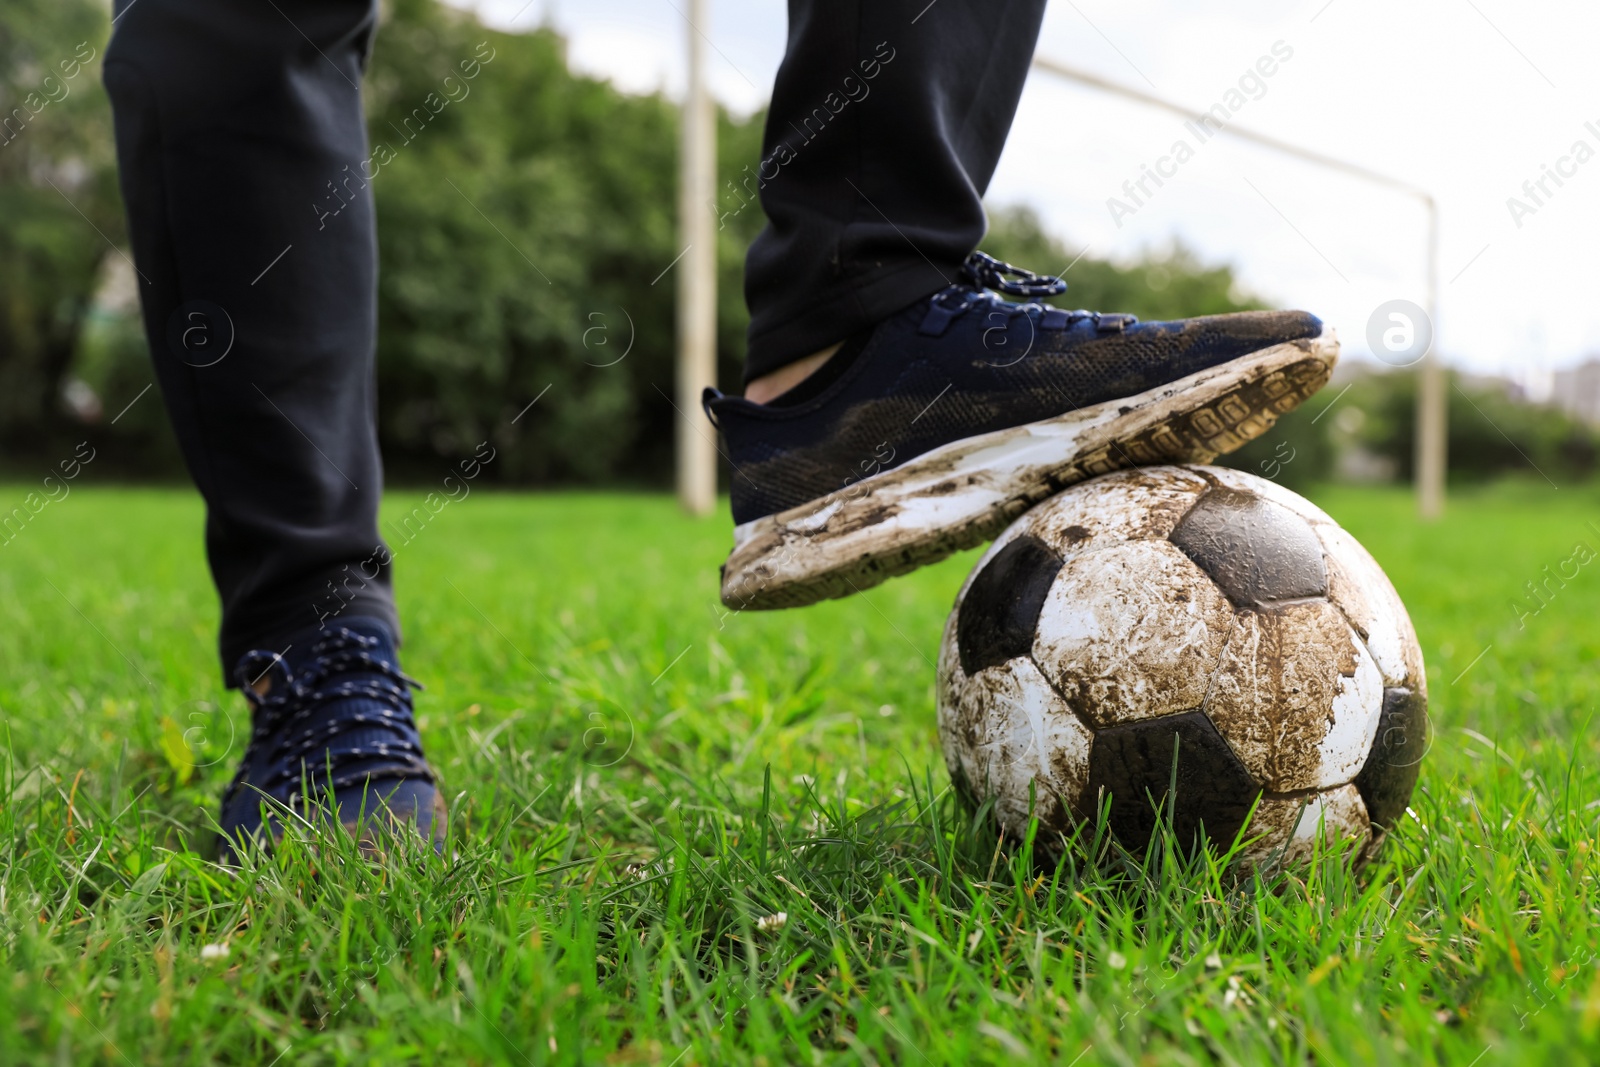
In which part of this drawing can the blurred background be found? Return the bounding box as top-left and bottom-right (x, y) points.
(5, 0), (1598, 495)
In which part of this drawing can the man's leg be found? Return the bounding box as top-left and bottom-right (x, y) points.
(743, 0), (1047, 384)
(105, 0), (441, 856)
(104, 0), (396, 678)
(710, 0), (1336, 610)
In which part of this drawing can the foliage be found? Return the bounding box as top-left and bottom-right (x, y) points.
(1218, 368), (1600, 492)
(1, 0), (1285, 486)
(22, 1), (1586, 493)
(0, 0), (119, 457)
(4, 481), (1600, 1062)
(13, 0), (1596, 494)
(1350, 368), (1598, 485)
(363, 0), (767, 485)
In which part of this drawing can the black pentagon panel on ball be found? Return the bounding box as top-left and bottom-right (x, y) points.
(1168, 486), (1328, 609)
(1353, 686), (1427, 829)
(957, 535), (1065, 675)
(1085, 710), (1262, 852)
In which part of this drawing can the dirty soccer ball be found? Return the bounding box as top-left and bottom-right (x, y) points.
(936, 464), (1427, 865)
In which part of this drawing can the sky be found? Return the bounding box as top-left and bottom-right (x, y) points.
(462, 0), (1600, 389)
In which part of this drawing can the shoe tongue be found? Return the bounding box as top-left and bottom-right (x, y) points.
(300, 622), (411, 714)
(762, 325), (876, 409)
(292, 620), (427, 779)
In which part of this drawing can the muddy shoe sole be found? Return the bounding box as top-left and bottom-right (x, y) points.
(719, 325), (1339, 611)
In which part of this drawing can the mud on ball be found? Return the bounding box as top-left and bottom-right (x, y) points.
(936, 464), (1427, 866)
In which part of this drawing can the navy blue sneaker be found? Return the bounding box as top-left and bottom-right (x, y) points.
(705, 252), (1337, 610)
(219, 617), (445, 861)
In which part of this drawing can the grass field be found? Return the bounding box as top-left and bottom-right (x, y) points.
(3, 477), (1600, 1065)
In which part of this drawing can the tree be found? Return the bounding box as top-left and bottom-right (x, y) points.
(1349, 369), (1596, 484)
(14, 0), (1319, 489)
(363, 0), (767, 485)
(0, 0), (119, 459)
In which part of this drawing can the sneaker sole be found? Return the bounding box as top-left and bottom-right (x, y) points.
(719, 325), (1339, 611)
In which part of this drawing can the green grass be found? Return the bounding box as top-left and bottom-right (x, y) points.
(3, 478), (1600, 1065)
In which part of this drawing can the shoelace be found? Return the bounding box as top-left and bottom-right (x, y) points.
(960, 250), (1068, 298)
(921, 251), (1136, 337)
(225, 628), (432, 805)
